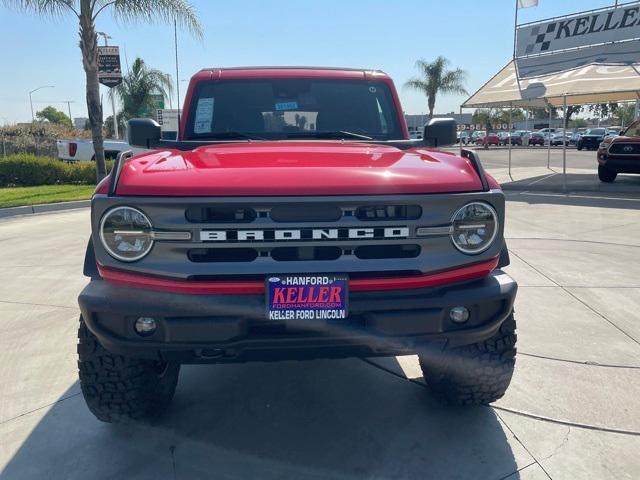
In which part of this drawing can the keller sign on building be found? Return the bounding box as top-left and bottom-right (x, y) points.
(97, 46), (123, 88)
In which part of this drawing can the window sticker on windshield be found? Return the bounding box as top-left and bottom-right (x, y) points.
(275, 101), (298, 111)
(194, 97), (214, 134)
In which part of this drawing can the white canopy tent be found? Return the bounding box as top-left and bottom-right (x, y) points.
(463, 61), (640, 108)
(461, 60), (640, 189)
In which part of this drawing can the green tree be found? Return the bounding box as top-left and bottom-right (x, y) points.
(569, 118), (587, 128)
(503, 108), (525, 123)
(36, 106), (72, 126)
(564, 105), (583, 128)
(530, 106), (557, 120)
(3, 0), (202, 181)
(111, 58), (173, 124)
(612, 103), (636, 126)
(588, 103), (618, 119)
(104, 112), (127, 139)
(473, 108), (504, 130)
(404, 56), (468, 119)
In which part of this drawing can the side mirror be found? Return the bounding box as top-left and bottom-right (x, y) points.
(423, 118), (457, 147)
(127, 118), (161, 148)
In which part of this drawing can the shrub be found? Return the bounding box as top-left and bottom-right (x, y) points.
(0, 123), (92, 158)
(0, 154), (113, 187)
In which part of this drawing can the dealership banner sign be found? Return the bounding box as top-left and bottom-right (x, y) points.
(515, 2), (640, 78)
(97, 46), (123, 88)
(517, 2), (640, 56)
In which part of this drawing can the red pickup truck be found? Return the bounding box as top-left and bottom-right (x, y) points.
(78, 67), (517, 422)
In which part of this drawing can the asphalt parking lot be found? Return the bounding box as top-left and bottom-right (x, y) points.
(1, 152), (639, 479)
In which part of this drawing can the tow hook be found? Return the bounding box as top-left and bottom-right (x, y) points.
(195, 348), (226, 359)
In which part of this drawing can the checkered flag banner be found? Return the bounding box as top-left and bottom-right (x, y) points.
(516, 2), (640, 58)
(517, 0), (538, 7)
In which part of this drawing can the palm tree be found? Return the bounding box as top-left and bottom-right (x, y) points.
(112, 58), (173, 122)
(3, 0), (202, 181)
(404, 56), (468, 119)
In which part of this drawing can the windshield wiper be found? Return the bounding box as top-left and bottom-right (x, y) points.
(206, 132), (267, 140)
(287, 131), (374, 140)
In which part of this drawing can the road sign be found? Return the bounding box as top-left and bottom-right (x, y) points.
(157, 109), (179, 132)
(98, 46), (122, 88)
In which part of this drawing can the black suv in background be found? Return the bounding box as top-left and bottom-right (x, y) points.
(577, 128), (607, 151)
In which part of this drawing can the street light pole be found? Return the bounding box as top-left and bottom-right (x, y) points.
(29, 85), (55, 122)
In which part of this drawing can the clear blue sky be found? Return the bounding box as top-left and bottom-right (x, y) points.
(0, 0), (617, 123)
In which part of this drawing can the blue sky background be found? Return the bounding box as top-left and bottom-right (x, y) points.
(0, 0), (619, 123)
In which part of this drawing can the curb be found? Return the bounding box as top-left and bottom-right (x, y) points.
(0, 200), (90, 219)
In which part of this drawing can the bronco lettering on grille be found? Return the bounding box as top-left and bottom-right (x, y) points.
(200, 227), (409, 242)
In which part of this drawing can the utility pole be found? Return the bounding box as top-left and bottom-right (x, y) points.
(62, 100), (75, 127)
(29, 85), (55, 122)
(97, 32), (119, 139)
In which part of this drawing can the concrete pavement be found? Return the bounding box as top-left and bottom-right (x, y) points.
(1, 188), (640, 479)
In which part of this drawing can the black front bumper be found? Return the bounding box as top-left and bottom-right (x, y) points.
(78, 271), (517, 363)
(599, 155), (640, 173)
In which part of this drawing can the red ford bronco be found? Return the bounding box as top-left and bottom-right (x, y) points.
(78, 67), (517, 423)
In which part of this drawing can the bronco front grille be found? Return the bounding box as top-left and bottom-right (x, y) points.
(91, 193), (505, 280)
(186, 244), (421, 263)
(186, 204), (422, 223)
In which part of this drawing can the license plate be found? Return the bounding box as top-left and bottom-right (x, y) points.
(266, 275), (348, 321)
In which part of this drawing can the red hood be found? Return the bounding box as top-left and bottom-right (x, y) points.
(115, 141), (483, 196)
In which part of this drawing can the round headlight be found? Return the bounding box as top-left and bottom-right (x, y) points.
(450, 202), (499, 254)
(99, 206), (153, 262)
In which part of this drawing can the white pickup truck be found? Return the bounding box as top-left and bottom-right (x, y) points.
(56, 138), (145, 162)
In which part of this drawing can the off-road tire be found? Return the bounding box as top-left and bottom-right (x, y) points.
(419, 314), (516, 406)
(598, 165), (617, 183)
(77, 316), (180, 423)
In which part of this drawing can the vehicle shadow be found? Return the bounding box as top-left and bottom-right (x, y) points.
(1, 358), (523, 480)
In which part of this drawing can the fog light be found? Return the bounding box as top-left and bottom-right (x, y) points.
(449, 307), (470, 324)
(135, 317), (156, 335)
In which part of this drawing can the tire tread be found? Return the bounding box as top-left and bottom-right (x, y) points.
(77, 317), (179, 423)
(419, 315), (517, 406)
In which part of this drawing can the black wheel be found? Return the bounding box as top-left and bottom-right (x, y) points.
(77, 316), (180, 423)
(577, 144), (583, 151)
(419, 314), (516, 406)
(598, 165), (617, 183)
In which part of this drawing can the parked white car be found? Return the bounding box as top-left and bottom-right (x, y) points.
(57, 138), (145, 162)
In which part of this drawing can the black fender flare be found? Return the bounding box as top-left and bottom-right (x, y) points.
(497, 241), (510, 268)
(83, 238), (99, 278)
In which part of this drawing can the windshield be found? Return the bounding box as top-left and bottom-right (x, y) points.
(185, 79), (403, 141)
(586, 128), (606, 135)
